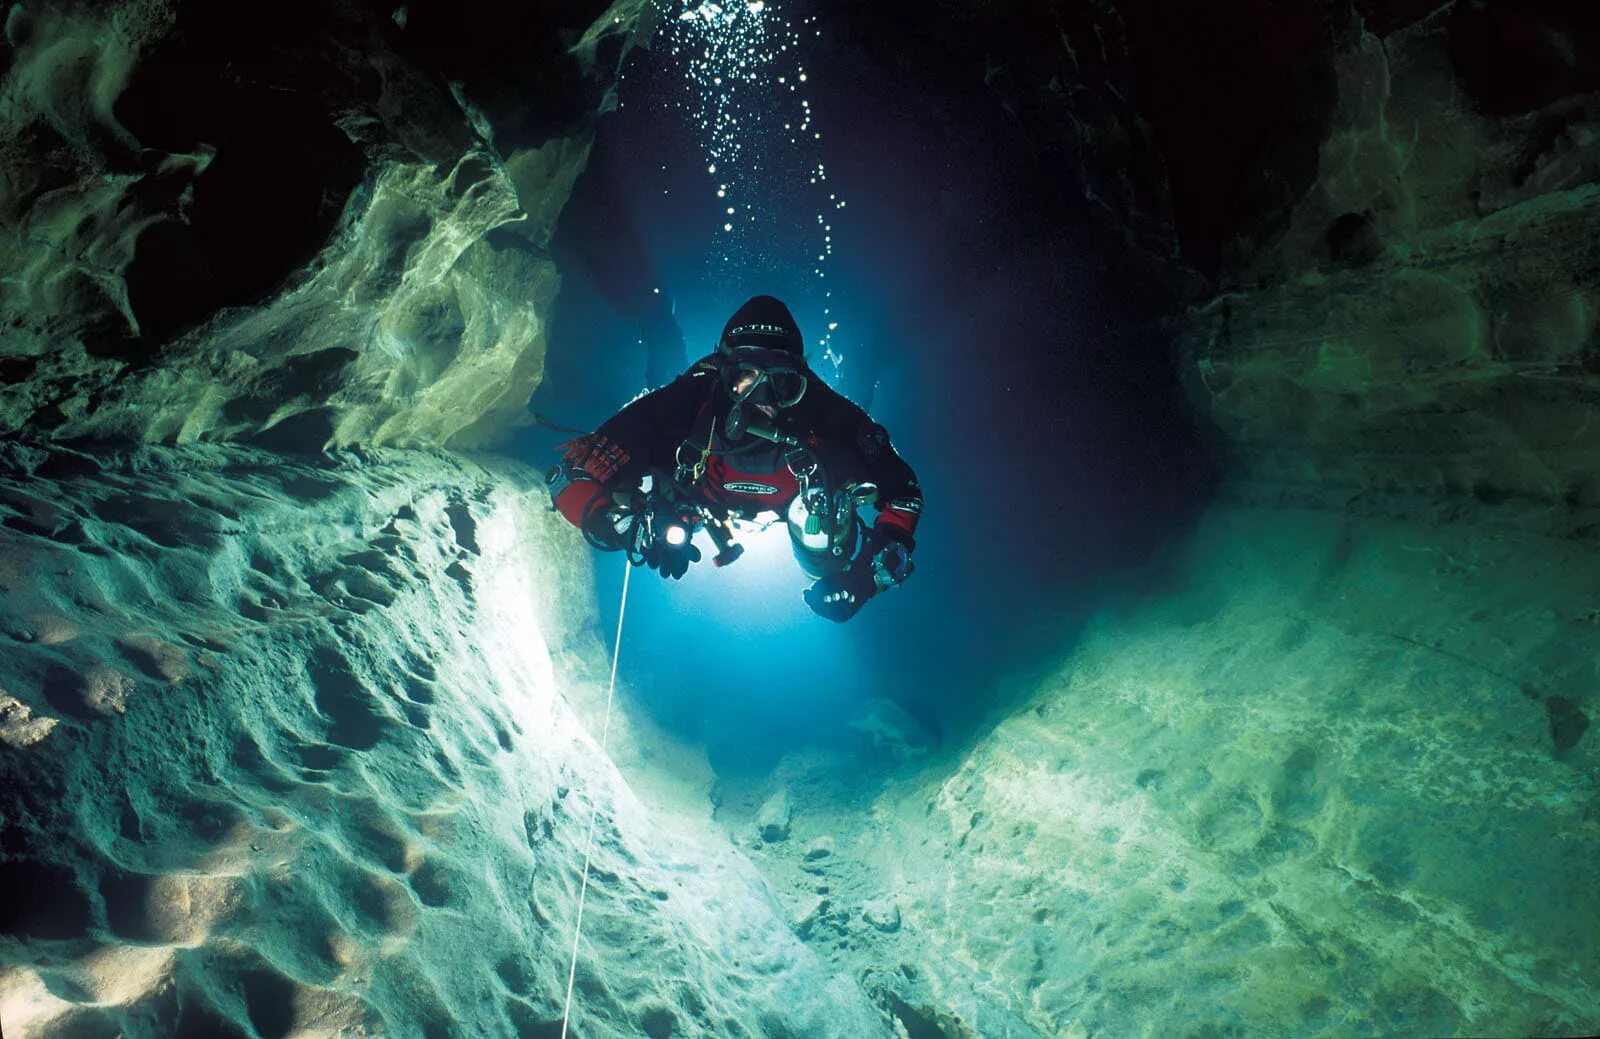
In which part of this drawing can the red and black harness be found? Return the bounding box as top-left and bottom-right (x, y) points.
(550, 362), (918, 556)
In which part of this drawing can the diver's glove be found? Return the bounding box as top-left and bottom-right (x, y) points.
(804, 566), (876, 622)
(632, 501), (701, 580)
(804, 528), (915, 622)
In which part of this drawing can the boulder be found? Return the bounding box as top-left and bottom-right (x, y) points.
(862, 897), (901, 934)
(757, 788), (793, 843)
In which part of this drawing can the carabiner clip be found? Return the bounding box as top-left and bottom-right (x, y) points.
(785, 449), (819, 482)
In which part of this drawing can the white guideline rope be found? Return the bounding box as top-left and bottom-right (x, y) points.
(561, 557), (632, 1039)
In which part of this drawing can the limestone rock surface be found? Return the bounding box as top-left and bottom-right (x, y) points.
(756, 787), (793, 843)
(0, 0), (646, 451)
(843, 1), (1600, 507)
(1178, 13), (1600, 505)
(0, 441), (890, 1038)
(716, 750), (1046, 1039)
(861, 897), (900, 934)
(848, 503), (1600, 1038)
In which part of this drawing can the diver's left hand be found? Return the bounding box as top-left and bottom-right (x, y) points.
(804, 566), (876, 622)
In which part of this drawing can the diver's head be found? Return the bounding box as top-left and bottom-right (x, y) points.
(717, 295), (809, 426)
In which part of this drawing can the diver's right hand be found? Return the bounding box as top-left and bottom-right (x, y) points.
(638, 528), (700, 579)
(631, 502), (701, 580)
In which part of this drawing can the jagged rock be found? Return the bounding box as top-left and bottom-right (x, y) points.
(757, 788), (793, 842)
(1178, 19), (1600, 506)
(849, 698), (934, 758)
(0, 691), (58, 748)
(0, 442), (891, 1037)
(80, 665), (136, 717)
(792, 894), (828, 938)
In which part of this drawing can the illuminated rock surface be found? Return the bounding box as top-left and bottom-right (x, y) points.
(826, 505), (1597, 1036)
(714, 498), (1600, 1036)
(0, 442), (885, 1037)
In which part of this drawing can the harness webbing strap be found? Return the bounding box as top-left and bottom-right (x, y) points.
(677, 414), (717, 487)
(560, 557), (632, 1039)
(673, 379), (722, 488)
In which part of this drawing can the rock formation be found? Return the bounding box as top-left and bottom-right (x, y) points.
(1180, 12), (1600, 507)
(0, 0), (645, 450)
(0, 441), (885, 1036)
(1, 2), (896, 1035)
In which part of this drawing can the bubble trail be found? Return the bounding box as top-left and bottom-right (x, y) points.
(629, 1), (848, 371)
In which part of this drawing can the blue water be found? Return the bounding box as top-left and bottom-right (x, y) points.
(517, 7), (1213, 774)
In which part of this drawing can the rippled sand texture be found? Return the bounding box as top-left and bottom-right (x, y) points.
(862, 504), (1600, 1038)
(0, 442), (886, 1038)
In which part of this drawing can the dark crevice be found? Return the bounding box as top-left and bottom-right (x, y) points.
(1545, 695), (1590, 755)
(307, 646), (389, 752)
(0, 356), (39, 384)
(882, 991), (957, 1039)
(1446, 0), (1600, 117)
(0, 858), (95, 940)
(445, 502), (480, 554)
(241, 967), (299, 1039)
(246, 409), (340, 455)
(388, 0), (610, 152)
(100, 868), (159, 941)
(112, 3), (368, 354)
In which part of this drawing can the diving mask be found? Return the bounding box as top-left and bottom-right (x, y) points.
(719, 347), (808, 409)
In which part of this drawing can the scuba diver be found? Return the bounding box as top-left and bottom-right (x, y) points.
(547, 295), (922, 622)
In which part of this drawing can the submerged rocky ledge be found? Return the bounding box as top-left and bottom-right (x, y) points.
(0, 441), (888, 1037)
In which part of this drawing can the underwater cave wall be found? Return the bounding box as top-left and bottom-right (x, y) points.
(1179, 13), (1600, 507)
(739, 5), (1600, 1037)
(0, 441), (890, 1037)
(3, 1), (1597, 1036)
(840, 1), (1600, 507)
(0, 3), (902, 1035)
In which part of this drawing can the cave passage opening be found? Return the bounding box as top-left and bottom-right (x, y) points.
(518, 0), (1216, 777)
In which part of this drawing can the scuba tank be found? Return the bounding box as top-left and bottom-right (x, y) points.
(785, 454), (878, 580)
(734, 415), (878, 579)
(785, 483), (879, 579)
